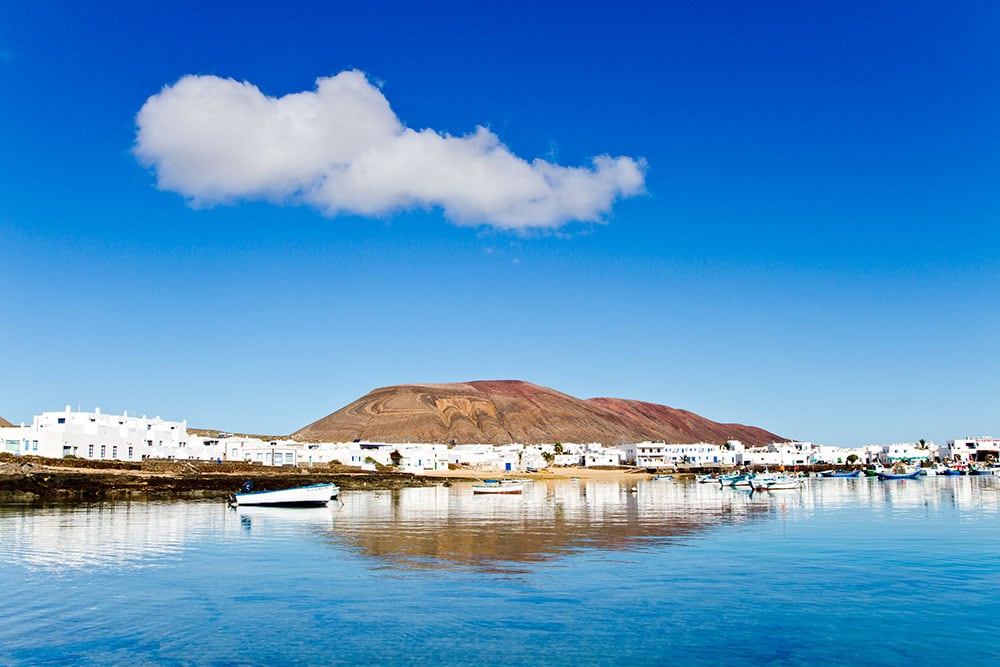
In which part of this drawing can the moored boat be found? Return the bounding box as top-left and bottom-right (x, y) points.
(472, 480), (525, 495)
(876, 470), (921, 480)
(232, 482), (339, 507)
(719, 473), (752, 488)
(820, 470), (860, 478)
(750, 475), (803, 491)
(652, 474), (674, 481)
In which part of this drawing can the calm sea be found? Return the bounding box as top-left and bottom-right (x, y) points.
(1, 476), (999, 666)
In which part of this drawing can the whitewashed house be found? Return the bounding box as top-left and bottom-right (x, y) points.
(940, 437), (1000, 463)
(876, 442), (934, 465)
(0, 406), (190, 462)
(634, 441), (740, 468)
(396, 443), (451, 472)
(584, 450), (621, 467)
(743, 442), (814, 467)
(450, 443), (524, 471)
(810, 445), (864, 465)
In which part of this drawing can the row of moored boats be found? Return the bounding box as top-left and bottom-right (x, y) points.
(696, 463), (1000, 490)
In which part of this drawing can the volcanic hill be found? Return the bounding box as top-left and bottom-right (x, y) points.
(292, 380), (783, 447)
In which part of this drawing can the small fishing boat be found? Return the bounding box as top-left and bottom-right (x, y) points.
(696, 473), (719, 483)
(819, 470), (860, 478)
(941, 468), (964, 476)
(652, 474), (674, 481)
(719, 473), (753, 488)
(231, 482), (339, 507)
(472, 480), (525, 495)
(876, 470), (922, 480)
(750, 475), (803, 491)
(968, 468), (994, 476)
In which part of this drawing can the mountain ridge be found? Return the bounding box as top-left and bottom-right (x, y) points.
(292, 380), (784, 447)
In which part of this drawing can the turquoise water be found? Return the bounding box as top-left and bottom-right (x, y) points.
(2, 476), (999, 665)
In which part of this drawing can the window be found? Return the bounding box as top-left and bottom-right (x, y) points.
(112, 446), (118, 458)
(57, 418), (65, 424)
(32, 440), (38, 451)
(128, 446), (133, 460)
(100, 445), (106, 459)
(88, 444), (94, 457)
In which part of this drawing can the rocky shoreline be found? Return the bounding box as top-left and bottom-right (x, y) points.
(0, 456), (464, 503)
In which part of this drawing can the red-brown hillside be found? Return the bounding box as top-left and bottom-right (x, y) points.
(292, 380), (783, 447)
(0, 416), (12, 427)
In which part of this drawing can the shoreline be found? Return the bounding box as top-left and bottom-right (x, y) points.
(0, 456), (458, 503)
(0, 456), (668, 502)
(0, 455), (848, 503)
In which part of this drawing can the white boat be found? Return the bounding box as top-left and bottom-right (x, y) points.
(750, 475), (803, 491)
(719, 473), (752, 487)
(472, 480), (525, 495)
(232, 483), (339, 507)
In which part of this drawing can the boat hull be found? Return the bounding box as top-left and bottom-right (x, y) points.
(876, 471), (921, 480)
(472, 482), (524, 494)
(750, 478), (803, 491)
(233, 483), (339, 507)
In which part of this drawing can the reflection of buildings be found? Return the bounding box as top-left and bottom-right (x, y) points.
(1, 501), (229, 571)
(3, 478), (997, 574)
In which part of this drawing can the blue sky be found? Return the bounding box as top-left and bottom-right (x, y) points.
(1, 1), (997, 445)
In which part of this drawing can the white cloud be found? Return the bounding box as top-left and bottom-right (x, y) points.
(134, 70), (646, 229)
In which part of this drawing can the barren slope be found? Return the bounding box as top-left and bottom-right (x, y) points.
(293, 380), (783, 447)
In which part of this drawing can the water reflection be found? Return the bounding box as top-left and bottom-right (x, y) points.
(2, 477), (997, 573)
(330, 479), (771, 571)
(0, 501), (217, 571)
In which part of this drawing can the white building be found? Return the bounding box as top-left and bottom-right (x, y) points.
(1, 406), (189, 461)
(633, 441), (741, 468)
(875, 442), (935, 465)
(584, 450), (621, 467)
(810, 445), (866, 465)
(743, 442), (814, 467)
(940, 437), (1000, 463)
(449, 443), (523, 471)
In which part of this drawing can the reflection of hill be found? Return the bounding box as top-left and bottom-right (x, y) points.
(326, 482), (773, 571)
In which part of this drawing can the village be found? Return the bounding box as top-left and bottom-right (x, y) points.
(3, 406), (997, 473)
